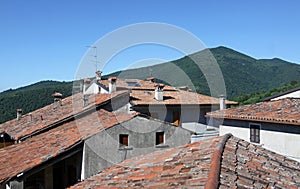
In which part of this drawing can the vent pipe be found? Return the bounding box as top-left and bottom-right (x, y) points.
(17, 109), (23, 120)
(219, 95), (226, 110)
(108, 77), (117, 94)
(154, 84), (165, 101)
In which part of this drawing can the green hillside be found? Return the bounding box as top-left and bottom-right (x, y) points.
(0, 81), (73, 123)
(1, 46), (300, 124)
(109, 46), (300, 98)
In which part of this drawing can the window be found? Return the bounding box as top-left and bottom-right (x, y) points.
(119, 134), (129, 146)
(250, 124), (260, 143)
(156, 132), (164, 145)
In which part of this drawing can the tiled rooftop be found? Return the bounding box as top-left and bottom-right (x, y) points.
(70, 134), (300, 188)
(131, 90), (238, 106)
(0, 109), (136, 183)
(99, 78), (176, 91)
(0, 91), (128, 140)
(206, 98), (300, 125)
(220, 135), (300, 188)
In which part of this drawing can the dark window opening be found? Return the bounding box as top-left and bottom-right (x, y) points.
(119, 134), (129, 146)
(250, 124), (260, 143)
(173, 111), (180, 126)
(156, 132), (164, 145)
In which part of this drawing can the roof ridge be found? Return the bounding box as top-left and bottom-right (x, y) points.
(205, 133), (232, 189)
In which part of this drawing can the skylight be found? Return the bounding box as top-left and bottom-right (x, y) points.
(126, 82), (140, 87)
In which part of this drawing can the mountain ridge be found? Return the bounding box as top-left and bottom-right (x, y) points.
(1, 46), (299, 123)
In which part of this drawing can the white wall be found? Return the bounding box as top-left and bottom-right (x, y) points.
(220, 124), (300, 162)
(272, 90), (300, 101)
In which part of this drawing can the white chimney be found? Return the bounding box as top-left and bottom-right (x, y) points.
(155, 84), (165, 101)
(95, 70), (102, 80)
(83, 78), (91, 94)
(109, 77), (117, 94)
(17, 109), (22, 120)
(219, 95), (226, 110)
(52, 92), (63, 108)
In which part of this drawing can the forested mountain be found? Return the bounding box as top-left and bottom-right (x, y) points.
(1, 46), (300, 123)
(108, 46), (300, 98)
(0, 81), (73, 123)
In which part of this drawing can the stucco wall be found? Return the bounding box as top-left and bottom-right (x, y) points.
(83, 116), (191, 178)
(220, 119), (300, 161)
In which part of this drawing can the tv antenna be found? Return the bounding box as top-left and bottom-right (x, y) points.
(86, 45), (99, 72)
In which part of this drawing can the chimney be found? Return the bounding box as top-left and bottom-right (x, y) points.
(83, 95), (89, 107)
(154, 84), (165, 101)
(83, 78), (91, 94)
(52, 92), (63, 108)
(219, 95), (226, 110)
(29, 113), (33, 122)
(108, 76), (117, 94)
(95, 70), (102, 80)
(146, 77), (155, 83)
(17, 109), (23, 120)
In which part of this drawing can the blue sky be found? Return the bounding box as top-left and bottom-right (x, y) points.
(0, 0), (300, 92)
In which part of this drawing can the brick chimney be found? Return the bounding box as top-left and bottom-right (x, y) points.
(219, 95), (226, 110)
(17, 109), (22, 120)
(83, 78), (91, 94)
(154, 84), (165, 101)
(52, 92), (63, 108)
(108, 76), (117, 94)
(95, 70), (102, 80)
(146, 77), (155, 83)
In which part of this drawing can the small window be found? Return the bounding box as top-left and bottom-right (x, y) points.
(156, 132), (164, 145)
(119, 134), (129, 146)
(250, 124), (260, 143)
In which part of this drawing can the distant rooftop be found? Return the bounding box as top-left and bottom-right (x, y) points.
(207, 98), (300, 125)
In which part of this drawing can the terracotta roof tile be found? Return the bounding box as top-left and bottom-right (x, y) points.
(206, 98), (300, 125)
(0, 109), (136, 183)
(99, 78), (237, 105)
(70, 135), (224, 189)
(69, 134), (300, 188)
(0, 91), (128, 140)
(220, 135), (300, 188)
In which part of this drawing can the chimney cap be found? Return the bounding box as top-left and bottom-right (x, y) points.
(52, 92), (63, 98)
(95, 70), (102, 74)
(83, 78), (91, 84)
(17, 108), (23, 113)
(154, 83), (165, 88)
